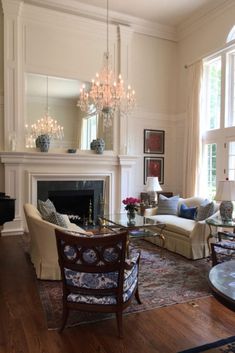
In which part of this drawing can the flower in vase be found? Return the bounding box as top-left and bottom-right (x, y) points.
(122, 197), (141, 212)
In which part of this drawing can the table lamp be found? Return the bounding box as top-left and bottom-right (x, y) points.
(146, 177), (162, 205)
(214, 179), (235, 221)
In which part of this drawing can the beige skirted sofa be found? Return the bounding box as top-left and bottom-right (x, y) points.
(145, 196), (219, 260)
(24, 203), (91, 280)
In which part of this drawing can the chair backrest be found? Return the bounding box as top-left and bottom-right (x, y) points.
(55, 229), (128, 304)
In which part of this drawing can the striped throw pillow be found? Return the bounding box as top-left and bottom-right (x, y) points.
(156, 195), (179, 215)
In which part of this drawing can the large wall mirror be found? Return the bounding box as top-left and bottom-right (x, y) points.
(25, 73), (113, 151)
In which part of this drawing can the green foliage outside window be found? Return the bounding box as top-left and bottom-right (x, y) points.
(207, 143), (217, 199)
(208, 59), (221, 130)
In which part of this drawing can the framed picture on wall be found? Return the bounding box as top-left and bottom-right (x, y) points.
(144, 157), (164, 184)
(144, 129), (165, 154)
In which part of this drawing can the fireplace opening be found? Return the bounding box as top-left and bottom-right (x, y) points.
(48, 190), (94, 225)
(37, 180), (104, 225)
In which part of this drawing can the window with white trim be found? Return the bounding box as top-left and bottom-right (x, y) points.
(81, 114), (98, 150)
(200, 40), (235, 199)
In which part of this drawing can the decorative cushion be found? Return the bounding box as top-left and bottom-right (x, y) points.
(67, 278), (138, 305)
(212, 241), (235, 263)
(156, 195), (179, 216)
(60, 214), (72, 228)
(43, 211), (68, 228)
(64, 252), (139, 305)
(64, 259), (138, 291)
(38, 199), (56, 218)
(150, 214), (196, 236)
(194, 199), (214, 221)
(179, 203), (197, 220)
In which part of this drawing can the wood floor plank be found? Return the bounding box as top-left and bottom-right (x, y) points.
(1, 235), (235, 353)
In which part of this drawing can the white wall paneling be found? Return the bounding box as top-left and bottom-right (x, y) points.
(0, 0), (185, 236)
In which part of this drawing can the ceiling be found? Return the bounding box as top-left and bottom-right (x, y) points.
(73, 0), (227, 27)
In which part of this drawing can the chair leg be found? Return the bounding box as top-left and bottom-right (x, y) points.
(116, 311), (123, 338)
(58, 305), (69, 333)
(211, 244), (218, 267)
(135, 287), (142, 304)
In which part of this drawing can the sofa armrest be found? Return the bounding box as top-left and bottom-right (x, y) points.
(144, 207), (158, 217)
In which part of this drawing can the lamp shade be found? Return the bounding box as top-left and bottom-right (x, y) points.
(214, 180), (235, 201)
(146, 177), (162, 192)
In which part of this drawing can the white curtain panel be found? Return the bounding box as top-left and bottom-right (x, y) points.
(182, 60), (203, 198)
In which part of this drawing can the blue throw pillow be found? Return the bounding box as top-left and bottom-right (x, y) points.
(179, 203), (197, 220)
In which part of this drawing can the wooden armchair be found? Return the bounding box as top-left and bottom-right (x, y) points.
(55, 229), (141, 337)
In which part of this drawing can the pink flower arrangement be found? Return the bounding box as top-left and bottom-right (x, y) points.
(122, 197), (141, 212)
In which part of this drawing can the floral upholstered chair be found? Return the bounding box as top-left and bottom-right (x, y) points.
(211, 241), (235, 266)
(55, 229), (141, 337)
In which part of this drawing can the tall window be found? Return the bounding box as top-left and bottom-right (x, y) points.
(200, 40), (235, 198)
(225, 50), (235, 127)
(203, 58), (221, 130)
(81, 114), (98, 150)
(206, 143), (217, 199)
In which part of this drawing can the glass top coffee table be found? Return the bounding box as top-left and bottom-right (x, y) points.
(102, 213), (163, 229)
(208, 260), (235, 309)
(101, 213), (165, 256)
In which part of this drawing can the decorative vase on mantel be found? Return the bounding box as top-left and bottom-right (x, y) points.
(127, 209), (136, 225)
(36, 134), (51, 152)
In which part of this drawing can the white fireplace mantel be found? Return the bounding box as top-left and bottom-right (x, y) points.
(0, 152), (138, 235)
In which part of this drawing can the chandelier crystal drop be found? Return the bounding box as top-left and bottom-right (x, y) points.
(77, 0), (136, 125)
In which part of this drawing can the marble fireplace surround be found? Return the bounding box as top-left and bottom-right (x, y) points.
(0, 152), (138, 235)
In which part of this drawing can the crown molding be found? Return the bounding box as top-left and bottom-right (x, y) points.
(23, 0), (177, 42)
(177, 0), (235, 41)
(1, 0), (24, 16)
(3, 0), (234, 44)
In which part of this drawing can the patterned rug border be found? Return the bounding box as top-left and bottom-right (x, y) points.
(178, 335), (235, 353)
(37, 280), (212, 331)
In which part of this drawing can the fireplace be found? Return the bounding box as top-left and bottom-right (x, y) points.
(0, 152), (137, 235)
(37, 180), (104, 225)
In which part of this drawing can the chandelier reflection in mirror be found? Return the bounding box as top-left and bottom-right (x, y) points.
(25, 76), (64, 150)
(77, 0), (136, 128)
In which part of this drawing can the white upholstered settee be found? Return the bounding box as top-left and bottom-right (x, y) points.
(145, 197), (219, 260)
(24, 203), (92, 280)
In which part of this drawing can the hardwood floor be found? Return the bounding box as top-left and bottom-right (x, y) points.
(1, 236), (235, 353)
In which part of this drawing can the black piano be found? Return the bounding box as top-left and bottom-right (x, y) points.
(0, 192), (15, 226)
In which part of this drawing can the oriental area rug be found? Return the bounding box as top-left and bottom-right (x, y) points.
(178, 335), (235, 353)
(37, 240), (212, 330)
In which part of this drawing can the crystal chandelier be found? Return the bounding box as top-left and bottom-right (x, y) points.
(25, 76), (64, 148)
(77, 0), (136, 127)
